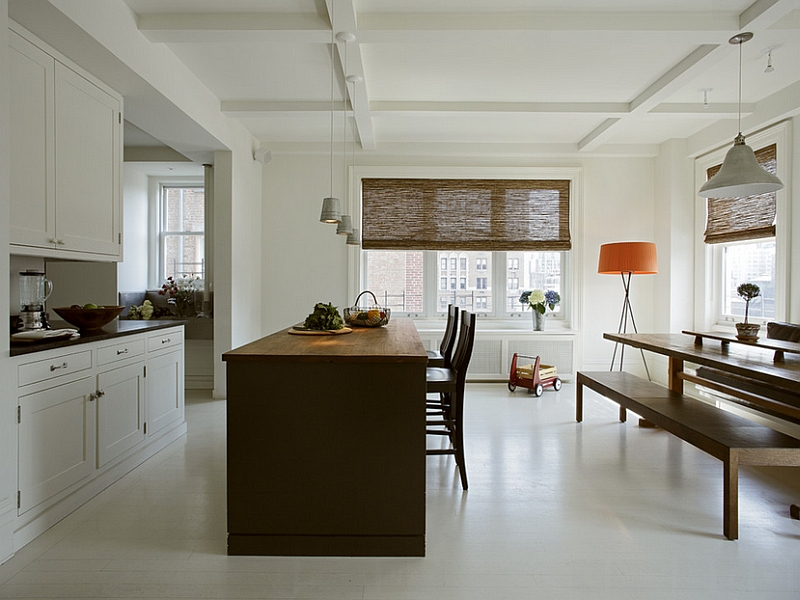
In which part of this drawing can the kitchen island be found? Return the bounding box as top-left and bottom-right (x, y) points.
(222, 318), (428, 556)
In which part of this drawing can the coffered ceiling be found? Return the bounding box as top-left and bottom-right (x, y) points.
(120, 0), (800, 156)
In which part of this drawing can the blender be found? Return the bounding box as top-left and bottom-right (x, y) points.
(19, 270), (54, 331)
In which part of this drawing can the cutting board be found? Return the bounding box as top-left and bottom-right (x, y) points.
(288, 326), (352, 336)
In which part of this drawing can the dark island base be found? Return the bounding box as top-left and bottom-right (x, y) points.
(228, 534), (425, 557)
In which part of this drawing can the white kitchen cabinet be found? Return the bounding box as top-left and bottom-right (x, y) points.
(146, 329), (184, 437)
(96, 361), (145, 469)
(12, 325), (185, 549)
(18, 376), (95, 515)
(8, 24), (122, 260)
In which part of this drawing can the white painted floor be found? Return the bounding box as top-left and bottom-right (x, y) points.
(2, 383), (800, 599)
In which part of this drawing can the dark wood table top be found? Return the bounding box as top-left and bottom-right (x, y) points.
(603, 332), (800, 395)
(223, 317), (428, 364)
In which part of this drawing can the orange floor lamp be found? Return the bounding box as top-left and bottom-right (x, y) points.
(598, 241), (658, 379)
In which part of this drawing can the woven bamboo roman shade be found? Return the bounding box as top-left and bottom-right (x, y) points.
(703, 144), (777, 244)
(361, 178), (571, 251)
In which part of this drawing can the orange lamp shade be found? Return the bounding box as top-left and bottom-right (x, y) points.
(598, 241), (658, 274)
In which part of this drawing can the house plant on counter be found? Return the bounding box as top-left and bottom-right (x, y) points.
(519, 289), (560, 331)
(158, 276), (198, 318)
(735, 282), (761, 341)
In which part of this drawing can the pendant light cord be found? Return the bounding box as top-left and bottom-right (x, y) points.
(329, 1), (335, 198)
(737, 38), (743, 134)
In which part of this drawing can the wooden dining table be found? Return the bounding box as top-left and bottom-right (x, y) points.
(603, 331), (800, 407)
(222, 317), (428, 557)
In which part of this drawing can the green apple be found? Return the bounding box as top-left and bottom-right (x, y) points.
(83, 303), (99, 309)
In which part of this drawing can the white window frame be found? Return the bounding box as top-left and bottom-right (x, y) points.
(148, 176), (204, 288)
(350, 166), (583, 331)
(693, 121), (791, 330)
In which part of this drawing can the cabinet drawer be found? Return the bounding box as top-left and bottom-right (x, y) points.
(97, 338), (145, 366)
(18, 350), (93, 387)
(147, 329), (183, 353)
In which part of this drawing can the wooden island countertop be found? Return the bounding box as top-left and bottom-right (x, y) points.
(222, 317), (428, 557)
(222, 317), (427, 363)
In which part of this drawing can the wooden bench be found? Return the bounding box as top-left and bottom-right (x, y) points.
(576, 370), (800, 540)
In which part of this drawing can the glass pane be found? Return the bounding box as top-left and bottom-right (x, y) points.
(436, 251), (492, 314)
(721, 240), (775, 320)
(164, 187), (204, 232)
(163, 234), (205, 280)
(508, 251), (562, 313)
(364, 251), (424, 312)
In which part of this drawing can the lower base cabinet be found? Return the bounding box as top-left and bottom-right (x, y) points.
(12, 325), (185, 549)
(96, 361), (145, 468)
(18, 377), (95, 515)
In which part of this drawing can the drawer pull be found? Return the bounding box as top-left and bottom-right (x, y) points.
(161, 338), (171, 344)
(116, 348), (129, 355)
(50, 362), (68, 372)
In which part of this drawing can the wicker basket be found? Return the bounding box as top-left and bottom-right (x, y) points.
(343, 291), (391, 327)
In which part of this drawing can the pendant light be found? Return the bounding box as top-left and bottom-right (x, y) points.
(336, 32), (355, 236)
(698, 32), (783, 198)
(319, 2), (341, 224)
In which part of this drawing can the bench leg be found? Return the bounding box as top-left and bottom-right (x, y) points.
(723, 453), (739, 540)
(619, 406), (627, 423)
(576, 379), (583, 422)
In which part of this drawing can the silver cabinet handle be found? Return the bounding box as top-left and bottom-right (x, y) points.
(161, 338), (171, 344)
(50, 362), (68, 372)
(116, 348), (129, 355)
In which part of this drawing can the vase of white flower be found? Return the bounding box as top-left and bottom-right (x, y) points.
(519, 289), (561, 331)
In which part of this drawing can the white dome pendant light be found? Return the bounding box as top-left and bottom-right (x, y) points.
(698, 32), (783, 198)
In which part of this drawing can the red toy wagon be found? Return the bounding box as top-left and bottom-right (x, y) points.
(508, 353), (562, 396)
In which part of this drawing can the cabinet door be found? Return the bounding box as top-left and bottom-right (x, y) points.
(97, 363), (145, 468)
(146, 349), (184, 437)
(18, 377), (95, 515)
(54, 62), (121, 257)
(9, 31), (56, 248)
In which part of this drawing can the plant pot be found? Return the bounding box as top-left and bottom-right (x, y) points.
(735, 322), (760, 341)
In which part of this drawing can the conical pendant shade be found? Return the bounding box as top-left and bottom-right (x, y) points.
(336, 214), (353, 235)
(346, 227), (360, 246)
(320, 196), (341, 224)
(698, 134), (784, 198)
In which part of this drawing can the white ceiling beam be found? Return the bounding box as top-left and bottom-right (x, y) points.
(221, 101), (348, 118)
(740, 0), (800, 30)
(137, 13), (329, 43)
(328, 0), (375, 150)
(370, 102), (630, 115)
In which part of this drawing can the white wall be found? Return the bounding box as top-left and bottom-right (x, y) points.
(262, 151), (659, 375)
(118, 165), (149, 292)
(0, 0), (15, 564)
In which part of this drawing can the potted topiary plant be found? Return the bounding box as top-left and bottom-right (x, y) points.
(735, 282), (761, 341)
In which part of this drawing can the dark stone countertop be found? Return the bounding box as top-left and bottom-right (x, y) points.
(10, 319), (187, 357)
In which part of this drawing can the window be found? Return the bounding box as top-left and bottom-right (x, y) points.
(159, 185), (205, 281)
(696, 122), (789, 327)
(363, 251), (424, 312)
(357, 168), (580, 321)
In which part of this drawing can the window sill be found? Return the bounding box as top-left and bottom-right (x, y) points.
(412, 316), (574, 335)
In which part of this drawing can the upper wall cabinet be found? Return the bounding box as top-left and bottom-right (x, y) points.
(9, 25), (123, 261)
